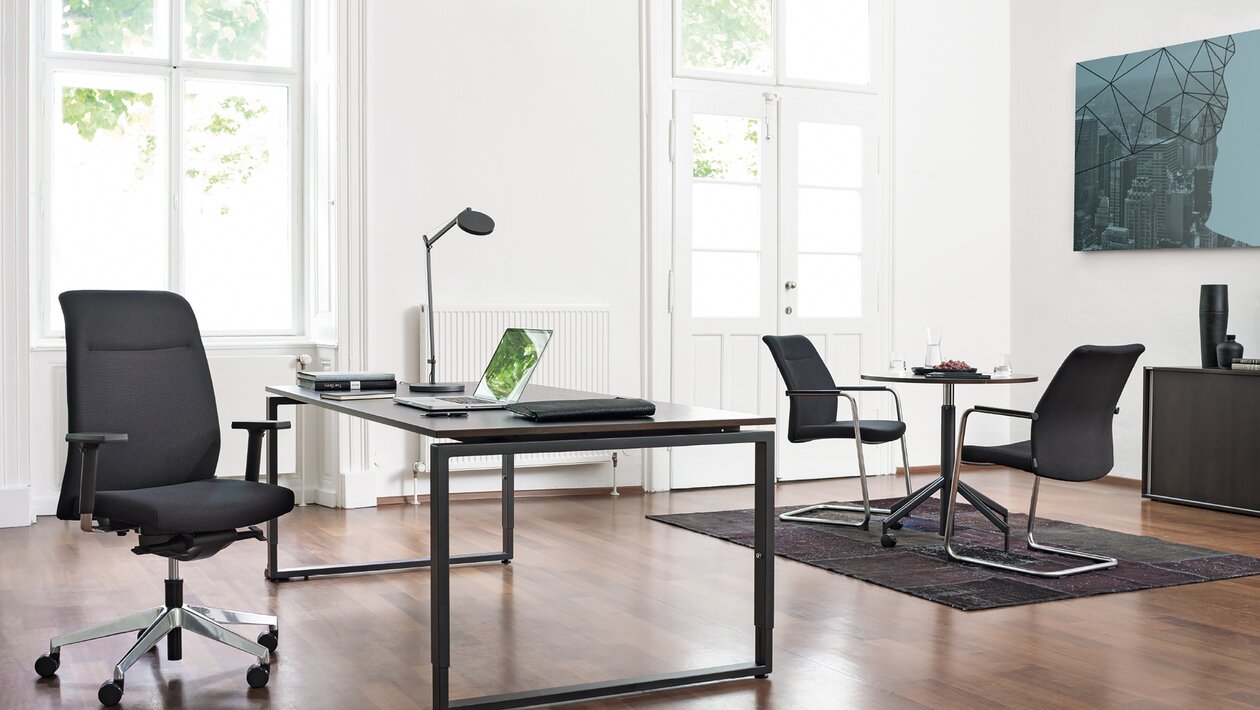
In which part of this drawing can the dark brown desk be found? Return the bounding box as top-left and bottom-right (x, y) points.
(861, 372), (1038, 546)
(262, 383), (775, 710)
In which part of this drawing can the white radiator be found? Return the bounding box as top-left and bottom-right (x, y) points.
(424, 305), (611, 471)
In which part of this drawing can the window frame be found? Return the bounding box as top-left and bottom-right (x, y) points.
(31, 0), (307, 341)
(673, 0), (883, 94)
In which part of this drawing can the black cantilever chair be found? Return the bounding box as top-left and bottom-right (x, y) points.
(943, 344), (1144, 577)
(763, 335), (914, 530)
(34, 291), (296, 706)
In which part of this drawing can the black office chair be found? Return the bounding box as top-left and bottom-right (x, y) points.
(763, 335), (913, 530)
(943, 343), (1144, 577)
(33, 291), (296, 706)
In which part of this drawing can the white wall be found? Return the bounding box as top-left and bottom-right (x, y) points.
(893, 0), (1014, 467)
(0, 0), (31, 526)
(363, 1), (643, 498)
(1010, 1), (1260, 478)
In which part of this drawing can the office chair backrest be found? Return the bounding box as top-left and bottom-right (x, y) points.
(763, 335), (837, 442)
(1031, 343), (1144, 482)
(57, 291), (222, 521)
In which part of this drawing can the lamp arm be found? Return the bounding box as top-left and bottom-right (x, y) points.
(425, 241), (438, 385)
(424, 213), (462, 249)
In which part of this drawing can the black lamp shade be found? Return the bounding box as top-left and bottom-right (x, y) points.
(457, 209), (495, 236)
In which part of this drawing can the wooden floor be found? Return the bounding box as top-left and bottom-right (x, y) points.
(6, 470), (1260, 709)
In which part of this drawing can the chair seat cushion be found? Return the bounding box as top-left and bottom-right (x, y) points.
(795, 419), (906, 444)
(94, 479), (295, 533)
(962, 440), (1033, 473)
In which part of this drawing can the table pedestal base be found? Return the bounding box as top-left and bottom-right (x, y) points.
(876, 385), (1010, 549)
(881, 476), (1010, 551)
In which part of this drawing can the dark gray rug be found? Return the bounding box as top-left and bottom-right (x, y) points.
(647, 497), (1260, 611)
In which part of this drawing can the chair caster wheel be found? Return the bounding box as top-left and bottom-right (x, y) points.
(247, 664), (270, 689)
(34, 652), (60, 678)
(880, 533), (897, 548)
(257, 630), (278, 652)
(888, 521), (903, 530)
(98, 680), (124, 706)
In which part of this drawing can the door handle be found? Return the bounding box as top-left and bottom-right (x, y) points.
(784, 281), (797, 290)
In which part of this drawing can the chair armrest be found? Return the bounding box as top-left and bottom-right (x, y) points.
(786, 387), (905, 421)
(66, 432), (128, 532)
(231, 420), (292, 432)
(972, 405), (1038, 421)
(232, 420), (291, 482)
(785, 386), (888, 396)
(66, 432), (129, 444)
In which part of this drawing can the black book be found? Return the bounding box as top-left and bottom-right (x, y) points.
(297, 376), (397, 392)
(297, 370), (396, 382)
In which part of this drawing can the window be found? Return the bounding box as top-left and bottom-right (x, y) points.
(38, 0), (303, 336)
(690, 113), (763, 319)
(677, 0), (872, 87)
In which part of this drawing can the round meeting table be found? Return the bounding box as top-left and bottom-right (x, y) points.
(860, 370), (1038, 547)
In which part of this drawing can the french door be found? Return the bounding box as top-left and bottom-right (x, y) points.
(670, 89), (885, 488)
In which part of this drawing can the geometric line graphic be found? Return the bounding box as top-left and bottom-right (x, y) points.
(1076, 35), (1234, 174)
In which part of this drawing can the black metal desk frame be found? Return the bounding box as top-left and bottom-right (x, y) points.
(262, 392), (775, 710)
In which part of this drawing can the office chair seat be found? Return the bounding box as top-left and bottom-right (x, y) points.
(961, 440), (1032, 472)
(95, 479), (294, 533)
(796, 419), (906, 444)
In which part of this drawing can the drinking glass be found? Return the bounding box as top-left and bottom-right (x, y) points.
(924, 326), (944, 367)
(994, 354), (1012, 377)
(889, 355), (907, 373)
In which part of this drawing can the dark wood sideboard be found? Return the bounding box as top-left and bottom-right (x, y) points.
(1143, 366), (1260, 516)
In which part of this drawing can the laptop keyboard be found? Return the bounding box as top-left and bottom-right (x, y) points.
(438, 396), (490, 405)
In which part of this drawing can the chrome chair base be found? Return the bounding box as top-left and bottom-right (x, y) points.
(946, 476), (1118, 578)
(47, 603), (275, 682)
(36, 560), (277, 705)
(780, 503), (893, 528)
(779, 435), (915, 531)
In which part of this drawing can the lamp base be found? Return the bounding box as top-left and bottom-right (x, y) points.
(408, 381), (466, 394)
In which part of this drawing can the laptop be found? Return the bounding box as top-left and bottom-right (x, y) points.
(394, 328), (553, 412)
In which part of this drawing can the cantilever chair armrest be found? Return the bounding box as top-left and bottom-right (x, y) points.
(66, 432), (129, 532)
(785, 386), (906, 422)
(231, 420), (292, 483)
(970, 405), (1038, 421)
(957, 405), (1037, 450)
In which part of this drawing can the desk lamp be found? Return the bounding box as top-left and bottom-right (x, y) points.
(410, 207), (496, 393)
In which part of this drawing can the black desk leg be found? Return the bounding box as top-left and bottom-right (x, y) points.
(432, 443), (452, 709)
(265, 395), (301, 579)
(502, 454), (514, 563)
(753, 434), (775, 675)
(263, 396), (510, 582)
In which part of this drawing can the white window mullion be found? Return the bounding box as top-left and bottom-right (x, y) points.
(168, 66), (183, 295)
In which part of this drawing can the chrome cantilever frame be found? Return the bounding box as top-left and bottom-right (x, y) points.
(942, 407), (1118, 578)
(44, 559), (274, 687)
(779, 387), (914, 530)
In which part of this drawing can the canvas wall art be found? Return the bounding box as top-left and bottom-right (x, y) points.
(1074, 31), (1260, 250)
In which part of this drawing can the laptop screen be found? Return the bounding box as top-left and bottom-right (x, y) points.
(473, 328), (553, 403)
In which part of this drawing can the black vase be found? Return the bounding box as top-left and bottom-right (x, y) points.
(1218, 335), (1244, 369)
(1200, 284), (1229, 368)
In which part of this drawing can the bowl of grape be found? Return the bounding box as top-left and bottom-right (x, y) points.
(913, 360), (977, 375)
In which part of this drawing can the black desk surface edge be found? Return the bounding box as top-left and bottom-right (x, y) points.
(266, 383), (774, 440)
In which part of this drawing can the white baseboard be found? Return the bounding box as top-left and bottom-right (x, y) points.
(0, 487), (32, 527)
(340, 470), (376, 508)
(315, 484), (338, 508)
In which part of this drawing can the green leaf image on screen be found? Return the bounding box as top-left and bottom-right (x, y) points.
(483, 330), (540, 400)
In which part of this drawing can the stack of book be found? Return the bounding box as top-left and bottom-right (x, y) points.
(1233, 358), (1260, 371)
(297, 371), (397, 400)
